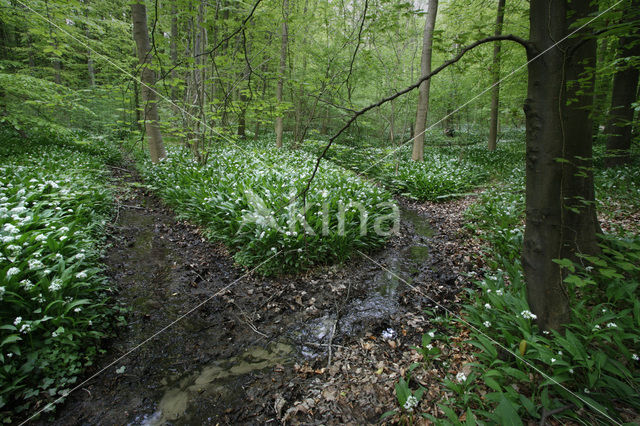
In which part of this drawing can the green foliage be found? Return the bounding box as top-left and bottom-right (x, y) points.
(302, 139), (490, 201)
(444, 235), (640, 423)
(136, 139), (397, 275)
(0, 133), (121, 419)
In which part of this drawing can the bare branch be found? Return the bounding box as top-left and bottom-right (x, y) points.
(296, 34), (531, 204)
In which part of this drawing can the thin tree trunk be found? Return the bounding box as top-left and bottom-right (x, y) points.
(412, 0), (438, 161)
(488, 0), (505, 151)
(604, 0), (640, 167)
(275, 0), (289, 148)
(170, 0), (179, 101)
(44, 0), (62, 85)
(83, 3), (95, 87)
(523, 0), (598, 331)
(131, 0), (167, 163)
(592, 35), (611, 133)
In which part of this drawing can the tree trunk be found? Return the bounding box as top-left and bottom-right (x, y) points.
(44, 0), (62, 85)
(488, 0), (505, 151)
(412, 0), (438, 161)
(275, 0), (289, 148)
(192, 0), (206, 159)
(592, 35), (612, 133)
(170, 0), (179, 101)
(131, 0), (167, 163)
(561, 0), (600, 259)
(604, 0), (640, 167)
(523, 0), (599, 331)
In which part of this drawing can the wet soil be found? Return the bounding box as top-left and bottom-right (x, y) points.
(47, 165), (478, 425)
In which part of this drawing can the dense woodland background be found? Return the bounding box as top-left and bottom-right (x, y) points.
(1, 0), (639, 423)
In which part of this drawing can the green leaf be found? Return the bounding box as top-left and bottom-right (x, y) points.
(1, 335), (22, 347)
(494, 395), (523, 426)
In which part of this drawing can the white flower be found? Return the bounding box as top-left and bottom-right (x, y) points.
(49, 279), (62, 292)
(495, 289), (503, 296)
(632, 354), (639, 361)
(606, 322), (617, 328)
(73, 307), (81, 313)
(428, 331), (435, 338)
(593, 324), (601, 330)
(569, 368), (574, 374)
(35, 234), (47, 242)
(456, 372), (467, 383)
(551, 358), (556, 363)
(483, 321), (491, 327)
(521, 310), (537, 320)
(403, 395), (418, 412)
(381, 328), (396, 339)
(584, 388), (590, 394)
(484, 303), (491, 309)
(426, 344), (433, 350)
(65, 18), (74, 25)
(0, 286), (4, 299)
(20, 279), (34, 290)
(75, 271), (87, 279)
(13, 316), (22, 326)
(28, 259), (44, 269)
(3, 223), (19, 234)
(558, 351), (563, 355)
(6, 267), (20, 278)
(75, 253), (85, 260)
(20, 323), (31, 334)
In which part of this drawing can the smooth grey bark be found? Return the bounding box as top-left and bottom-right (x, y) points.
(170, 0), (179, 101)
(488, 0), (505, 151)
(275, 0), (289, 148)
(131, 0), (167, 163)
(412, 0), (438, 161)
(523, 0), (599, 331)
(44, 0), (62, 85)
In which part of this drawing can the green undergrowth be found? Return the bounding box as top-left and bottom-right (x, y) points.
(136, 140), (397, 275)
(0, 128), (123, 421)
(301, 137), (525, 201)
(388, 149), (640, 423)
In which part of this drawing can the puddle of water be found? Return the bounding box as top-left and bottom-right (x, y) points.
(293, 206), (434, 356)
(400, 207), (434, 238)
(139, 342), (293, 425)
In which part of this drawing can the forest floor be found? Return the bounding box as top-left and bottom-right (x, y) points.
(48, 162), (483, 425)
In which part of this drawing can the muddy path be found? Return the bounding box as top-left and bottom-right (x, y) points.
(48, 165), (478, 425)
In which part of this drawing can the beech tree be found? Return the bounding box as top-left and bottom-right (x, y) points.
(604, 0), (640, 167)
(523, 0), (600, 330)
(412, 0), (438, 162)
(131, 0), (167, 163)
(275, 0), (289, 148)
(488, 0), (505, 152)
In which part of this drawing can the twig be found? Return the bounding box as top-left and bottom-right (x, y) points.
(295, 34), (530, 207)
(539, 403), (576, 425)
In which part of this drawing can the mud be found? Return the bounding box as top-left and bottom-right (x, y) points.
(43, 164), (474, 425)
